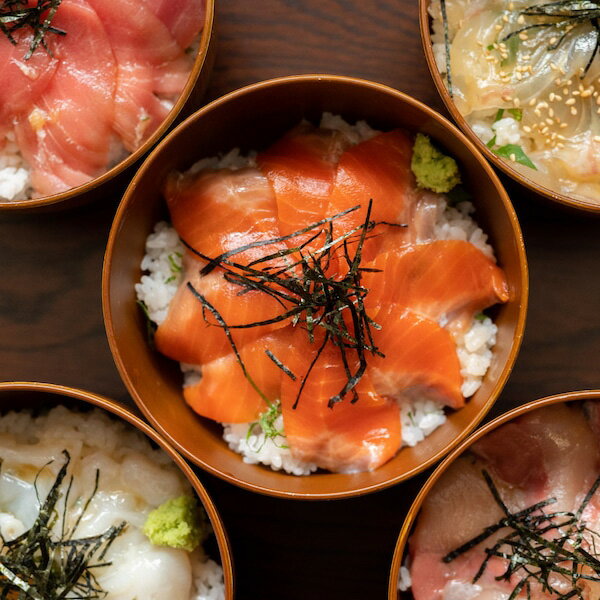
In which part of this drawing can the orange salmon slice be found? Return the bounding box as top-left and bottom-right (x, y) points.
(369, 308), (464, 409)
(183, 328), (293, 423)
(155, 262), (291, 366)
(165, 167), (287, 266)
(280, 328), (401, 473)
(362, 240), (509, 332)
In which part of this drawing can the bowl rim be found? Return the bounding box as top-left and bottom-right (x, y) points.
(418, 0), (600, 214)
(103, 73), (529, 499)
(387, 389), (600, 599)
(0, 0), (215, 212)
(0, 380), (234, 599)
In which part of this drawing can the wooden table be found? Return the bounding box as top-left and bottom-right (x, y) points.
(1, 1), (599, 598)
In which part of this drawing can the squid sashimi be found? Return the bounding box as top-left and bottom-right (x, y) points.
(155, 262), (290, 366)
(85, 0), (193, 151)
(279, 328), (401, 473)
(183, 328), (292, 423)
(409, 403), (600, 600)
(370, 308), (464, 409)
(165, 167), (287, 264)
(362, 240), (509, 331)
(14, 0), (117, 195)
(258, 123), (352, 245)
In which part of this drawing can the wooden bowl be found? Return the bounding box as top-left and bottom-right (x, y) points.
(0, 1), (215, 213)
(0, 381), (234, 599)
(419, 0), (600, 214)
(388, 389), (600, 599)
(103, 74), (528, 499)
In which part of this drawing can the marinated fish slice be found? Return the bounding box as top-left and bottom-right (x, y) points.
(85, 0), (192, 151)
(14, 0), (117, 196)
(326, 129), (417, 260)
(165, 167), (288, 265)
(280, 329), (401, 473)
(183, 328), (292, 423)
(155, 264), (290, 366)
(362, 240), (509, 331)
(142, 0), (206, 49)
(369, 308), (464, 409)
(257, 122), (352, 248)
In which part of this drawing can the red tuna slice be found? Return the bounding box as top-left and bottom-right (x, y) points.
(280, 328), (401, 473)
(409, 456), (517, 600)
(183, 328), (292, 424)
(361, 240), (509, 332)
(85, 0), (192, 151)
(165, 167), (288, 266)
(472, 403), (600, 514)
(369, 308), (464, 409)
(13, 0), (116, 196)
(257, 122), (353, 251)
(0, 33), (57, 125)
(155, 263), (291, 366)
(142, 0), (206, 49)
(326, 129), (417, 261)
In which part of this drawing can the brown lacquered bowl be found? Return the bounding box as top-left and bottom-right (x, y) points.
(419, 0), (600, 214)
(103, 74), (528, 499)
(388, 389), (600, 599)
(0, 381), (234, 599)
(0, 1), (215, 212)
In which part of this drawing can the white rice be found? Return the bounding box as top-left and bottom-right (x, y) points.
(0, 406), (224, 600)
(135, 115), (500, 476)
(0, 131), (31, 201)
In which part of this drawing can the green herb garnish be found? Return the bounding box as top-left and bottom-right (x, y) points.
(137, 299), (157, 348)
(246, 400), (288, 450)
(168, 251), (183, 274)
(503, 1), (600, 78)
(500, 34), (519, 66)
(0, 450), (126, 599)
(0, 0), (66, 60)
(494, 143), (538, 169)
(444, 469), (600, 599)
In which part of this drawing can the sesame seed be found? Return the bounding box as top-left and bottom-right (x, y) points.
(549, 93), (556, 101)
(581, 89), (593, 98)
(572, 90), (580, 96)
(550, 62), (558, 70)
(510, 153), (516, 161)
(518, 15), (525, 24)
(485, 55), (497, 62)
(534, 109), (542, 117)
(546, 118), (554, 126)
(571, 107), (578, 116)
(477, 41), (484, 47)
(519, 32), (528, 40)
(529, 98), (537, 106)
(523, 125), (532, 133)
(550, 37), (557, 45)
(549, 108), (555, 117)
(560, 122), (568, 128)
(503, 14), (509, 22)
(554, 95), (562, 102)
(541, 126), (549, 134)
(563, 88), (569, 95)
(594, 136), (600, 143)
(496, 24), (503, 31)
(551, 132), (557, 140)
(557, 143), (565, 148)
(509, 1), (515, 9)
(536, 101), (548, 110)
(515, 72), (522, 81)
(566, 98), (576, 105)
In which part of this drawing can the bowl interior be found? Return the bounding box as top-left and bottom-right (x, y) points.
(388, 390), (600, 599)
(0, 0), (215, 212)
(104, 75), (528, 499)
(418, 0), (600, 214)
(0, 381), (233, 598)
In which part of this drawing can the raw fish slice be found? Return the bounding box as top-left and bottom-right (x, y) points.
(369, 307), (464, 408)
(362, 240), (509, 332)
(142, 0), (206, 49)
(257, 122), (352, 248)
(183, 328), (292, 423)
(14, 0), (117, 196)
(280, 328), (401, 473)
(409, 455), (517, 600)
(165, 167), (288, 265)
(326, 129), (417, 261)
(472, 404), (600, 514)
(155, 263), (290, 366)
(0, 33), (57, 124)
(85, 0), (192, 151)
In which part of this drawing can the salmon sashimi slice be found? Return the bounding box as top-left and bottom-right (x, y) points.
(155, 263), (291, 366)
(14, 0), (117, 196)
(165, 167), (288, 265)
(369, 308), (464, 409)
(85, 0), (191, 151)
(362, 240), (509, 331)
(183, 328), (292, 423)
(142, 0), (206, 49)
(280, 328), (401, 473)
(326, 129), (417, 261)
(257, 122), (353, 247)
(0, 33), (57, 125)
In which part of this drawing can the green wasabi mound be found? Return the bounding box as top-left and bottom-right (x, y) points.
(143, 496), (204, 552)
(411, 133), (461, 194)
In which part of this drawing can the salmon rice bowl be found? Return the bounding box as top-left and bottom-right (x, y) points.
(135, 113), (510, 476)
(0, 405), (225, 599)
(0, 0), (206, 201)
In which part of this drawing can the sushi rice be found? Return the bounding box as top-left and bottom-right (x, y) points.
(135, 115), (499, 476)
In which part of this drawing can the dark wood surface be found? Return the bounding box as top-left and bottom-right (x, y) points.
(1, 1), (599, 598)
